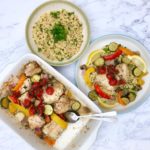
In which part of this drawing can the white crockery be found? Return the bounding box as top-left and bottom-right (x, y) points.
(76, 34), (150, 113)
(26, 0), (90, 66)
(0, 53), (101, 150)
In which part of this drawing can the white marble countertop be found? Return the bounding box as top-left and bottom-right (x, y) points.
(0, 0), (150, 150)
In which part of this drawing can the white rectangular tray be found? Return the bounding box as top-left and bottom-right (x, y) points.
(0, 53), (102, 150)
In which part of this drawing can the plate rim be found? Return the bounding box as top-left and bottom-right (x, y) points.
(75, 33), (150, 114)
(25, 0), (91, 66)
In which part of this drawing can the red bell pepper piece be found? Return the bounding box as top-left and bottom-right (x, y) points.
(94, 84), (111, 99)
(8, 95), (20, 104)
(103, 49), (122, 60)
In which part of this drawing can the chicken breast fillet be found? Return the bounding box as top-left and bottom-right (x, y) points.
(28, 115), (45, 129)
(54, 95), (71, 114)
(24, 62), (42, 77)
(95, 74), (115, 94)
(43, 82), (64, 104)
(42, 121), (64, 140)
(116, 63), (129, 81)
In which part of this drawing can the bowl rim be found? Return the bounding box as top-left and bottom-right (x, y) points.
(25, 0), (91, 66)
(75, 33), (150, 114)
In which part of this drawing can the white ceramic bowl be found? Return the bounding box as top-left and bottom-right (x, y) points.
(76, 34), (150, 113)
(26, 0), (90, 66)
(0, 53), (101, 150)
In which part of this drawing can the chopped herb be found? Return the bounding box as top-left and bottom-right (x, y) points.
(24, 86), (27, 89)
(50, 11), (60, 18)
(39, 24), (43, 32)
(51, 23), (67, 42)
(38, 48), (42, 52)
(103, 46), (110, 53)
(68, 12), (74, 16)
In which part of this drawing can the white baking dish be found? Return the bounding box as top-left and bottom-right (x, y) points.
(0, 53), (101, 150)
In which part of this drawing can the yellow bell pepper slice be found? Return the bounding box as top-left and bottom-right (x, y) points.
(9, 103), (17, 114)
(137, 78), (145, 85)
(83, 67), (95, 87)
(51, 113), (68, 129)
(8, 102), (29, 117)
(13, 73), (26, 92)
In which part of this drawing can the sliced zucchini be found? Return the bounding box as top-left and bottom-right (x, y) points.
(88, 90), (99, 101)
(71, 101), (81, 111)
(93, 57), (104, 66)
(121, 97), (130, 105)
(31, 74), (41, 82)
(122, 88), (129, 97)
(1, 97), (10, 109)
(122, 56), (131, 64)
(109, 42), (119, 52)
(44, 105), (53, 115)
(128, 64), (136, 71)
(128, 92), (136, 102)
(133, 67), (142, 77)
(133, 85), (142, 91)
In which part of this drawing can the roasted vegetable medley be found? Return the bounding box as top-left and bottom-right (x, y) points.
(81, 42), (148, 108)
(0, 61), (90, 147)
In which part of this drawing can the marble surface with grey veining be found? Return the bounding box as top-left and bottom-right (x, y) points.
(0, 0), (150, 150)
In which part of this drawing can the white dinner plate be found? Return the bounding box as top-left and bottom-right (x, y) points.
(76, 34), (150, 114)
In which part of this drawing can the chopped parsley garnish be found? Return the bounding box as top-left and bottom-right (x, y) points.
(38, 48), (42, 52)
(68, 12), (74, 16)
(50, 11), (60, 18)
(51, 23), (67, 43)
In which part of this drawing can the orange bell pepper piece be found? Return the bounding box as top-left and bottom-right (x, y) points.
(117, 91), (125, 105)
(12, 73), (26, 91)
(44, 136), (56, 146)
(118, 46), (136, 56)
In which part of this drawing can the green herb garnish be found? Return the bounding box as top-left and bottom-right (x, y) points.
(103, 46), (110, 53)
(50, 11), (60, 18)
(51, 23), (67, 42)
(38, 48), (42, 52)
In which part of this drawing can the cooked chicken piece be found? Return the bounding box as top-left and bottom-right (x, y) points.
(20, 78), (31, 94)
(15, 112), (25, 122)
(42, 121), (64, 140)
(116, 64), (129, 81)
(78, 106), (91, 115)
(95, 74), (115, 94)
(43, 82), (64, 104)
(54, 95), (71, 114)
(18, 92), (29, 103)
(24, 62), (42, 77)
(0, 76), (18, 99)
(28, 115), (45, 129)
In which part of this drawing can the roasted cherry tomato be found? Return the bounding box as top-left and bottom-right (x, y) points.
(109, 78), (118, 86)
(29, 106), (36, 116)
(98, 66), (106, 74)
(23, 99), (31, 108)
(46, 87), (54, 95)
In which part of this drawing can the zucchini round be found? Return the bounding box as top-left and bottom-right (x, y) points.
(71, 101), (81, 111)
(88, 90), (99, 101)
(31, 74), (41, 82)
(1, 97), (9, 109)
(44, 105), (53, 115)
(133, 67), (142, 77)
(121, 56), (131, 64)
(121, 97), (130, 105)
(109, 42), (119, 52)
(128, 92), (136, 102)
(93, 57), (104, 66)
